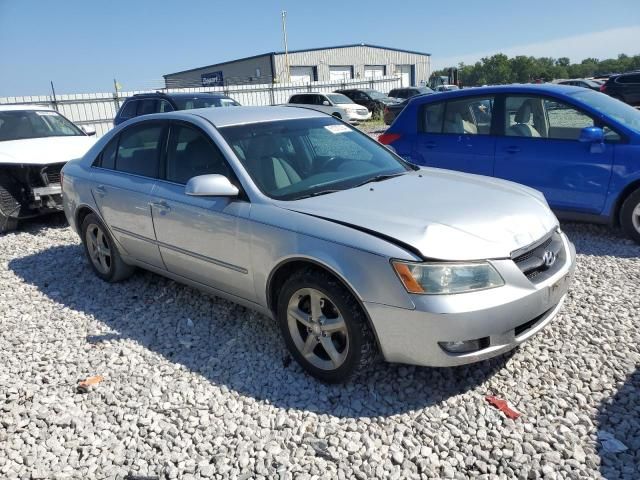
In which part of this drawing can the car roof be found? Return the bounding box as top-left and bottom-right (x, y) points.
(131, 92), (230, 99)
(414, 83), (587, 100)
(0, 104), (55, 112)
(176, 105), (326, 127)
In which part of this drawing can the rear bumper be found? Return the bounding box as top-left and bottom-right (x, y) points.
(364, 234), (576, 367)
(347, 111), (372, 123)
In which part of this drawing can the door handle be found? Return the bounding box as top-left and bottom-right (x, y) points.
(506, 146), (521, 154)
(150, 201), (171, 212)
(424, 141), (437, 149)
(95, 185), (106, 195)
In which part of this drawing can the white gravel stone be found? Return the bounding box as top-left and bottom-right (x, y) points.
(0, 207), (638, 479)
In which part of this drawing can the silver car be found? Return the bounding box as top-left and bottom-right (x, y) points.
(62, 106), (576, 383)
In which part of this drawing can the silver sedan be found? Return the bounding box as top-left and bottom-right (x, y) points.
(62, 106), (576, 382)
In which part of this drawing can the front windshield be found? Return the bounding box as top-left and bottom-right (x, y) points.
(173, 96), (240, 110)
(326, 94), (353, 105)
(573, 90), (640, 134)
(0, 110), (83, 141)
(364, 89), (386, 99)
(219, 117), (412, 200)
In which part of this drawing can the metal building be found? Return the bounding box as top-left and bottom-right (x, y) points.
(163, 43), (431, 88)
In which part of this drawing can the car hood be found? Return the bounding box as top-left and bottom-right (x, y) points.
(279, 169), (558, 260)
(0, 136), (96, 165)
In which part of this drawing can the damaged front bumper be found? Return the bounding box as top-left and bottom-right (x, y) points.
(0, 162), (65, 219)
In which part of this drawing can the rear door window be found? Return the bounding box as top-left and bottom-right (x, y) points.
(420, 102), (445, 133)
(443, 97), (494, 135)
(115, 123), (164, 177)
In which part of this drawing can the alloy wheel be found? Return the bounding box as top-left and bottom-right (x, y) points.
(632, 203), (640, 234)
(287, 288), (349, 371)
(85, 223), (112, 274)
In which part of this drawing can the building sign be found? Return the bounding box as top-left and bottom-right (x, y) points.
(201, 71), (224, 87)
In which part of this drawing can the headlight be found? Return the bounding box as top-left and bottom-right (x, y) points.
(391, 261), (504, 294)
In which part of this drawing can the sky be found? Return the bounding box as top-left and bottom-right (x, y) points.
(1, 0), (639, 96)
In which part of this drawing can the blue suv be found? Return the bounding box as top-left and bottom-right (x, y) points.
(380, 84), (640, 243)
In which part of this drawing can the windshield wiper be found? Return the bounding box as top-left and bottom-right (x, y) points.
(353, 172), (407, 188)
(295, 189), (342, 200)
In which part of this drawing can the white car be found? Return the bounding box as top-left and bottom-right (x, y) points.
(287, 93), (371, 123)
(435, 84), (460, 92)
(0, 105), (96, 232)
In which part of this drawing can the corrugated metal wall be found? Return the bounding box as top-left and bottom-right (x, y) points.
(164, 55), (274, 88)
(274, 45), (430, 85)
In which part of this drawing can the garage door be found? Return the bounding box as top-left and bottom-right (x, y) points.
(397, 65), (413, 87)
(289, 66), (314, 83)
(364, 65), (385, 79)
(329, 66), (352, 82)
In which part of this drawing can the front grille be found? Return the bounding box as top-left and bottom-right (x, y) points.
(356, 109), (368, 115)
(40, 163), (65, 185)
(512, 230), (564, 283)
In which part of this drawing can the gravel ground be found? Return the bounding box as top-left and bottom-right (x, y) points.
(1, 215), (639, 480)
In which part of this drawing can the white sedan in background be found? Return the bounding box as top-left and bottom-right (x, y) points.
(0, 105), (96, 232)
(287, 93), (371, 123)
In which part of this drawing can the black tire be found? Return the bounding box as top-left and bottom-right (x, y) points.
(276, 269), (378, 383)
(0, 212), (18, 234)
(0, 179), (20, 234)
(620, 188), (640, 244)
(81, 213), (134, 282)
(332, 112), (342, 119)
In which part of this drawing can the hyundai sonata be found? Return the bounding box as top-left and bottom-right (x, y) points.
(62, 106), (576, 382)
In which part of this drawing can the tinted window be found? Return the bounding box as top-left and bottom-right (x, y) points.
(99, 138), (117, 169)
(444, 97), (494, 135)
(420, 102), (445, 133)
(166, 124), (230, 184)
(172, 96), (240, 110)
(137, 99), (158, 116)
(119, 101), (137, 119)
(115, 123), (163, 177)
(617, 74), (640, 84)
(159, 100), (174, 113)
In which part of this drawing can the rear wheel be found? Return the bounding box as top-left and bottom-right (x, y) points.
(277, 269), (377, 383)
(81, 213), (134, 282)
(620, 188), (640, 244)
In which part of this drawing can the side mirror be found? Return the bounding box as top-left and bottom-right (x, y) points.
(82, 125), (97, 136)
(578, 126), (604, 143)
(322, 100), (330, 106)
(185, 174), (239, 197)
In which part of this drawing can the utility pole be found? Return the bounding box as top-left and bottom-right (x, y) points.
(281, 10), (290, 82)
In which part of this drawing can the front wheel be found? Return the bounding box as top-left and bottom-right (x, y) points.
(620, 188), (640, 244)
(332, 112), (342, 119)
(277, 269), (377, 383)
